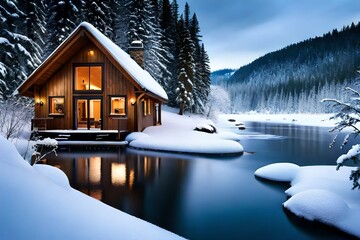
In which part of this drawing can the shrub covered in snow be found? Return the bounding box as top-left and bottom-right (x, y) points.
(32, 137), (58, 165)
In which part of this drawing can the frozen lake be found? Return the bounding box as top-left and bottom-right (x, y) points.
(45, 121), (354, 239)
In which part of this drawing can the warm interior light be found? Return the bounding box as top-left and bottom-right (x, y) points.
(88, 49), (94, 56)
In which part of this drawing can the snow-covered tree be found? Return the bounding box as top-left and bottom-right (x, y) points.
(23, 0), (47, 52)
(81, 0), (114, 39)
(113, 0), (131, 49)
(205, 85), (231, 119)
(162, 0), (179, 107)
(195, 43), (211, 113)
(322, 74), (360, 189)
(44, 0), (79, 58)
(127, 0), (172, 90)
(0, 96), (33, 140)
(0, 0), (42, 96)
(176, 15), (194, 115)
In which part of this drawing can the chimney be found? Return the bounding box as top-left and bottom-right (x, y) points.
(129, 40), (144, 69)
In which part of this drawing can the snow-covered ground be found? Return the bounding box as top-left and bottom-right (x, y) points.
(0, 135), (185, 239)
(255, 163), (360, 238)
(126, 109), (244, 155)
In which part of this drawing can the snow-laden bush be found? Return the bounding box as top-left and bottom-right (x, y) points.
(32, 137), (58, 165)
(0, 96), (33, 140)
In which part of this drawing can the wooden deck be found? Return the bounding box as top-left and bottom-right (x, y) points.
(32, 130), (130, 142)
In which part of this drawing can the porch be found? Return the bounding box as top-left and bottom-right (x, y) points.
(31, 129), (130, 142)
(31, 117), (130, 142)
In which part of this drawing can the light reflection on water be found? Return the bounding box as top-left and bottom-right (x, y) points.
(44, 122), (355, 240)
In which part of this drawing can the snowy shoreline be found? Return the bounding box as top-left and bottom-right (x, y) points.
(255, 163), (360, 239)
(220, 113), (336, 128)
(126, 110), (244, 155)
(0, 135), (186, 240)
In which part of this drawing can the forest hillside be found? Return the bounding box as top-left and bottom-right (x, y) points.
(218, 22), (360, 113)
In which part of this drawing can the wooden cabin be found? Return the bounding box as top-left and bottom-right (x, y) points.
(16, 22), (167, 135)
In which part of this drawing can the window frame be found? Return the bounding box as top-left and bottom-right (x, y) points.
(73, 63), (104, 93)
(109, 95), (127, 116)
(48, 96), (65, 116)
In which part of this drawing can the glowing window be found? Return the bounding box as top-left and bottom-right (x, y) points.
(49, 97), (64, 115)
(75, 65), (102, 91)
(110, 97), (126, 115)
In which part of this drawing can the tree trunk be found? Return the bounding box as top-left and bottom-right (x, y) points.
(178, 101), (184, 115)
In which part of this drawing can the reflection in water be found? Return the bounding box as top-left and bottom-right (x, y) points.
(45, 149), (186, 220)
(111, 162), (126, 186)
(89, 157), (101, 184)
(44, 122), (355, 240)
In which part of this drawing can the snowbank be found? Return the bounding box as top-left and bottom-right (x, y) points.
(255, 163), (360, 238)
(0, 136), (185, 240)
(254, 163), (300, 182)
(126, 110), (243, 155)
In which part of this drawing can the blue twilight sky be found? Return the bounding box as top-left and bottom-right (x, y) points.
(177, 0), (360, 71)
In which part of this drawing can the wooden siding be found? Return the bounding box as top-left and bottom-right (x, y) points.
(36, 42), (140, 132)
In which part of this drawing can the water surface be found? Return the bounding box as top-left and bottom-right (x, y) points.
(45, 122), (356, 240)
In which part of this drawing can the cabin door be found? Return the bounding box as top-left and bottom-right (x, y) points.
(75, 97), (102, 130)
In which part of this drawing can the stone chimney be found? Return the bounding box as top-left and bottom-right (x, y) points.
(129, 40), (144, 69)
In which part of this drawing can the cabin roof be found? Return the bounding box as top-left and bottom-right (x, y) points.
(16, 22), (168, 101)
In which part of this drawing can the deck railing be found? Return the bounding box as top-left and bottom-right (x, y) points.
(31, 117), (54, 131)
(112, 117), (128, 140)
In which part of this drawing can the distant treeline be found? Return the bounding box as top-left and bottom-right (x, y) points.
(218, 22), (360, 113)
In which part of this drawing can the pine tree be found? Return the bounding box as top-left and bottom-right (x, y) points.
(113, 0), (131, 49)
(199, 43), (211, 106)
(176, 15), (194, 115)
(23, 0), (47, 53)
(44, 0), (79, 58)
(0, 0), (42, 97)
(164, 0), (180, 107)
(127, 0), (172, 92)
(158, 0), (177, 103)
(81, 0), (114, 39)
(190, 13), (204, 113)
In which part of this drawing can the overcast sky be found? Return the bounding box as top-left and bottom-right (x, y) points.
(177, 0), (360, 71)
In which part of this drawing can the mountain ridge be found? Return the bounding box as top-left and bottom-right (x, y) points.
(219, 21), (360, 113)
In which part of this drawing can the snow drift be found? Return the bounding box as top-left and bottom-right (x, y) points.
(0, 135), (185, 240)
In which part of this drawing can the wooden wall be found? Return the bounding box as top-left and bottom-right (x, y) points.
(36, 42), (141, 132)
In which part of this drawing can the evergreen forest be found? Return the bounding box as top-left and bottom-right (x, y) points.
(217, 22), (360, 113)
(0, 0), (211, 115)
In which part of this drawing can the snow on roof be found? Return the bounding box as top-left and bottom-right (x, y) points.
(16, 22), (168, 100)
(80, 22), (168, 100)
